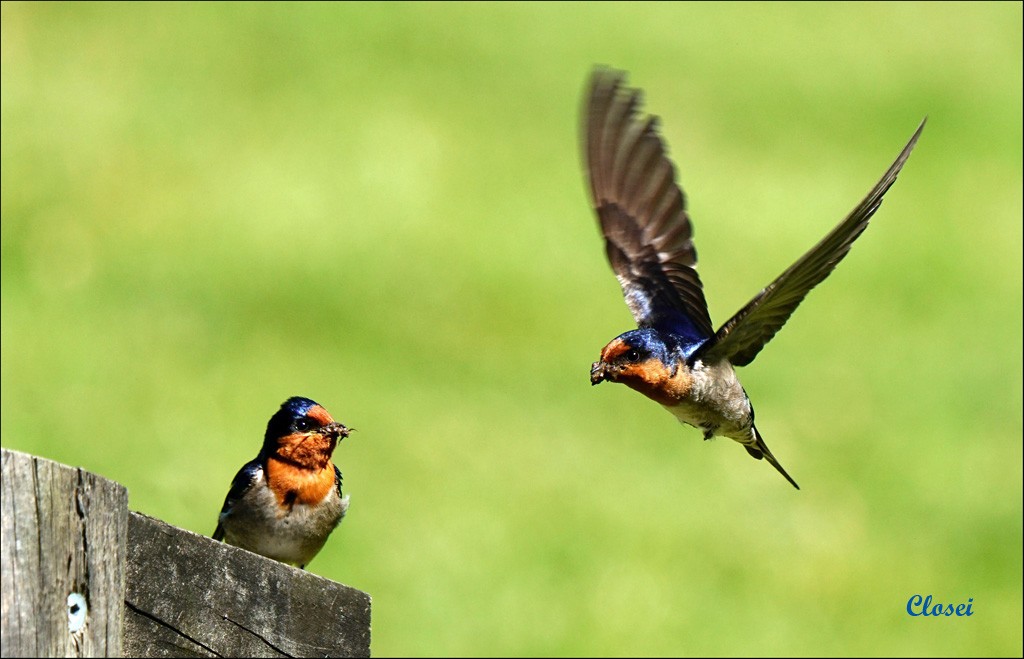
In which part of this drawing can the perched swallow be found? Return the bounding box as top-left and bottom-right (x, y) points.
(213, 396), (351, 568)
(584, 68), (924, 489)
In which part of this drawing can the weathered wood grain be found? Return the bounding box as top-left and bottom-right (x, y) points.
(123, 512), (371, 658)
(2, 448), (371, 657)
(1, 448), (128, 658)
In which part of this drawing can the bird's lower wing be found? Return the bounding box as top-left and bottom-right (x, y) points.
(212, 459), (263, 538)
(700, 119), (926, 367)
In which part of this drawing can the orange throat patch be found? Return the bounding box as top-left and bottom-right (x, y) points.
(265, 428), (338, 508)
(265, 456), (336, 508)
(616, 358), (693, 406)
(273, 431), (336, 470)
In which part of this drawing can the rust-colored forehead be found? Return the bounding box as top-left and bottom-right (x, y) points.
(600, 337), (632, 362)
(306, 404), (335, 426)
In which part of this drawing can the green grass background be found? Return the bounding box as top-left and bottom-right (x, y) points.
(2, 2), (1021, 656)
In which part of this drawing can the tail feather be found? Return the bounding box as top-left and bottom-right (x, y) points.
(746, 427), (800, 490)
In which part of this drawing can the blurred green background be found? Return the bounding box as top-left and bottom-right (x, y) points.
(2, 2), (1021, 656)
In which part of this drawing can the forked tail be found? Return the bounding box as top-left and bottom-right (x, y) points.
(745, 426), (800, 490)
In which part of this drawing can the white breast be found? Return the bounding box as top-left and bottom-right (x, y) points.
(219, 468), (349, 567)
(661, 358), (754, 440)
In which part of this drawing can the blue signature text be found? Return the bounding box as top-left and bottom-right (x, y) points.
(906, 594), (974, 617)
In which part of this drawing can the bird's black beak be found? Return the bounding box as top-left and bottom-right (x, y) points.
(590, 361), (606, 385)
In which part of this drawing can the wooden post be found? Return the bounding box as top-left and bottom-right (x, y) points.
(124, 512), (371, 657)
(1, 449), (371, 657)
(1, 448), (128, 657)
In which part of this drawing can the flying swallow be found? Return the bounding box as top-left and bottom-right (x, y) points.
(584, 68), (924, 489)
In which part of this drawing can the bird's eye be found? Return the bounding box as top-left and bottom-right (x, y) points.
(626, 350), (642, 362)
(295, 417), (316, 432)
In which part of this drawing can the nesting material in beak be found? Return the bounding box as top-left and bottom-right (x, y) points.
(323, 422), (352, 442)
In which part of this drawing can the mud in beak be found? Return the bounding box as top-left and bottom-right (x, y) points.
(590, 361), (606, 385)
(323, 422), (352, 442)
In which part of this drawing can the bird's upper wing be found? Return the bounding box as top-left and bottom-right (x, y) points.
(333, 464), (344, 498)
(698, 119), (926, 367)
(583, 67), (715, 345)
(212, 458), (263, 540)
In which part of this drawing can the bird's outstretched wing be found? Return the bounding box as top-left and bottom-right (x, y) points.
(699, 119), (926, 367)
(212, 459), (262, 541)
(583, 67), (715, 346)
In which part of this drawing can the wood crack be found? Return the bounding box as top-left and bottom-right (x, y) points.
(222, 615), (294, 657)
(125, 599), (223, 657)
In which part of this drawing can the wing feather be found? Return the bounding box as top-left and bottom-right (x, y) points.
(700, 119), (926, 366)
(212, 459), (262, 541)
(583, 67), (714, 344)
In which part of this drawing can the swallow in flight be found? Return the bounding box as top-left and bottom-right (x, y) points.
(584, 68), (924, 489)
